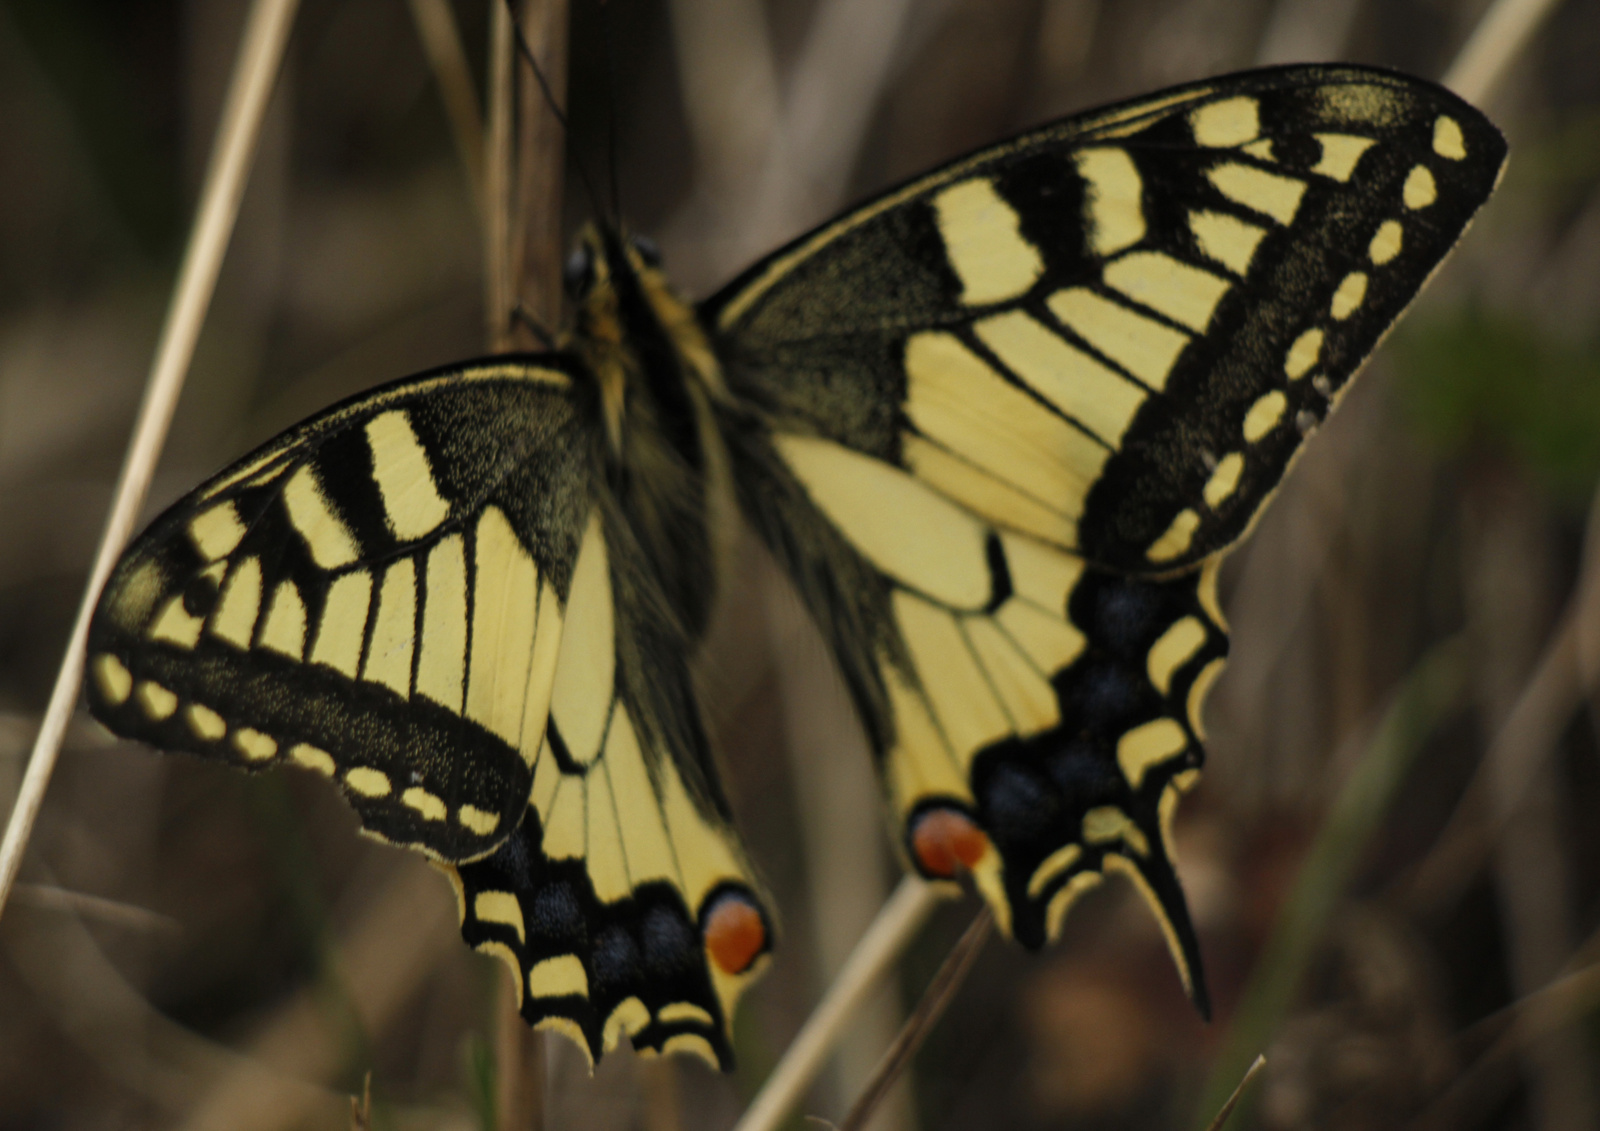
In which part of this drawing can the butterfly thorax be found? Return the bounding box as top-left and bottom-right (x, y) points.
(566, 224), (734, 638)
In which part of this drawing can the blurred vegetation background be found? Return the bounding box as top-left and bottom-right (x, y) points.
(1, 1), (1599, 1129)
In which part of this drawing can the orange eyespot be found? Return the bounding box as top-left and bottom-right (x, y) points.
(910, 807), (989, 878)
(703, 892), (767, 975)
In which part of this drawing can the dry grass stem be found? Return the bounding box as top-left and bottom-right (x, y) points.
(837, 906), (993, 1131)
(1443, 0), (1567, 103)
(485, 0), (515, 349)
(348, 1072), (372, 1131)
(487, 3), (568, 1127)
(0, 0), (301, 921)
(1192, 637), (1469, 1128)
(407, 0), (487, 222)
(1402, 485), (1600, 911)
(1202, 1055), (1267, 1131)
(1410, 944), (1600, 1128)
(9, 882), (180, 935)
(732, 877), (941, 1131)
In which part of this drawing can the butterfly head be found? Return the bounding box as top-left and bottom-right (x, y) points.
(567, 224), (730, 456)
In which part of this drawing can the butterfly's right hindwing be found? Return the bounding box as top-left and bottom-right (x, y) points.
(88, 356), (772, 1068)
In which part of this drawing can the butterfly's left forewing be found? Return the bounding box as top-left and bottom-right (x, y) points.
(89, 357), (770, 1068)
(705, 66), (1504, 1010)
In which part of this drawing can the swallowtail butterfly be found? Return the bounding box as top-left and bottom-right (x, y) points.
(86, 65), (1504, 1068)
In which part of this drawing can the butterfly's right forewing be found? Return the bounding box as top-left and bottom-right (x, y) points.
(89, 355), (772, 1068)
(90, 360), (592, 861)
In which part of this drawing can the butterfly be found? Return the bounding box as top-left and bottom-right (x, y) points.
(84, 65), (1504, 1069)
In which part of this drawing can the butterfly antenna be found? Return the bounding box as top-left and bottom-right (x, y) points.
(598, 2), (623, 224)
(498, 0), (608, 227)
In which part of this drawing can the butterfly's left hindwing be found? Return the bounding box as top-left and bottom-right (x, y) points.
(706, 66), (1504, 1010)
(88, 357), (772, 1068)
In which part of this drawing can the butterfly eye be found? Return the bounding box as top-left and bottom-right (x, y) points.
(564, 245), (596, 297)
(630, 234), (663, 267)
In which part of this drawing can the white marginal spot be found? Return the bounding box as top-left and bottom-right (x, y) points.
(535, 1016), (593, 1064)
(1369, 219), (1403, 265)
(529, 954), (589, 1000)
(1330, 272), (1368, 320)
(974, 311), (1147, 446)
(1284, 327), (1323, 379)
(1243, 390), (1288, 442)
(1434, 116), (1466, 160)
(1190, 96), (1258, 148)
(346, 767), (391, 797)
(659, 1001), (716, 1026)
(1075, 147), (1145, 256)
(93, 654), (132, 705)
(1103, 250), (1230, 333)
(604, 998), (651, 1052)
(1311, 133), (1376, 181)
(1082, 806), (1150, 856)
(290, 743), (336, 776)
(1403, 165), (1437, 209)
(136, 681), (178, 720)
(931, 178), (1044, 305)
(1206, 163), (1306, 226)
(1202, 452), (1245, 509)
(1146, 509), (1200, 564)
(659, 1033), (719, 1065)
(1120, 719), (1196, 793)
(209, 556), (263, 649)
(458, 805), (500, 836)
(283, 465), (360, 570)
(232, 728), (276, 762)
(1187, 658), (1227, 741)
(402, 787), (446, 821)
(1187, 209), (1266, 276)
(474, 891), (525, 942)
(1048, 288), (1189, 391)
(365, 410), (451, 540)
(1027, 843), (1083, 899)
(549, 515), (615, 766)
(778, 434), (991, 610)
(186, 703), (226, 741)
(188, 501), (246, 561)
